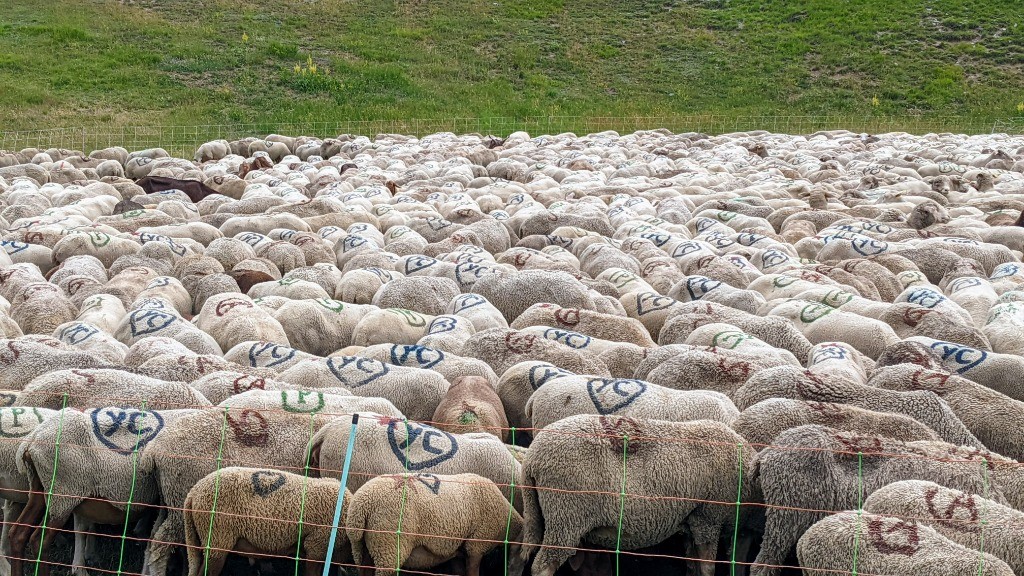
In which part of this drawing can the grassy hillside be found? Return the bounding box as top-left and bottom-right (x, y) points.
(1, 0), (1023, 134)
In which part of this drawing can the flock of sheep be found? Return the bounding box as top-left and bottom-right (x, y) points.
(0, 126), (1022, 576)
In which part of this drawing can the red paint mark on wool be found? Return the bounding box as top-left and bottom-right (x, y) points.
(924, 486), (981, 533)
(225, 409), (269, 447)
(867, 516), (920, 556)
(505, 332), (536, 354)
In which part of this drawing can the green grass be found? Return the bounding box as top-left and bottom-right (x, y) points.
(1, 0), (1023, 135)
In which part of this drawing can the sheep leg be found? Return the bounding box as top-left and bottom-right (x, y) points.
(464, 553), (482, 576)
(71, 515), (92, 576)
(199, 550), (228, 576)
(141, 509), (168, 575)
(731, 533), (755, 576)
(143, 512), (185, 576)
(355, 540), (374, 576)
(25, 512), (63, 576)
(750, 507), (811, 576)
(302, 560), (324, 576)
(8, 483), (47, 576)
(694, 541), (719, 576)
(685, 507), (723, 576)
(1, 501), (26, 575)
(530, 524), (591, 576)
(366, 533), (412, 576)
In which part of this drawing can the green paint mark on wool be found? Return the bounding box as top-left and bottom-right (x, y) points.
(457, 411), (479, 425)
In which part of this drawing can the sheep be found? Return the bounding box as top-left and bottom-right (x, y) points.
(880, 301), (993, 350)
(862, 480), (1024, 575)
(430, 375), (509, 441)
(471, 269), (598, 323)
(270, 299), (375, 356)
(190, 370), (299, 404)
(276, 357), (449, 421)
(762, 299), (901, 359)
(512, 325), (649, 364)
(796, 510), (1013, 576)
(350, 307), (435, 347)
(732, 364), (983, 447)
(750, 424), (1022, 576)
(0, 338), (110, 389)
(868, 363), (1024, 461)
(509, 303), (655, 347)
(138, 407), (341, 576)
(218, 389), (405, 421)
(51, 231), (141, 268)
(514, 415), (755, 576)
(944, 275), (999, 328)
(459, 328), (611, 377)
(906, 199), (951, 229)
(732, 398), (941, 448)
(15, 368), (212, 410)
(416, 314), (479, 353)
(984, 300), (1024, 357)
(357, 344), (500, 387)
(52, 320), (130, 363)
(223, 341), (315, 373)
(134, 275), (193, 317)
(903, 336), (1024, 401)
(681, 322), (801, 367)
(619, 291), (690, 341)
(631, 344), (788, 399)
(656, 301), (814, 360)
(10, 281), (78, 334)
(182, 467), (352, 576)
(134, 351), (276, 382)
(0, 406), (58, 573)
(526, 374), (738, 431)
(122, 336), (195, 368)
(445, 292), (509, 332)
(666, 275), (767, 314)
(10, 407), (202, 576)
(113, 300), (222, 355)
(371, 275), (461, 316)
(337, 267), (401, 305)
(494, 360), (578, 434)
(310, 415), (521, 511)
(347, 472), (522, 576)
(805, 341), (872, 385)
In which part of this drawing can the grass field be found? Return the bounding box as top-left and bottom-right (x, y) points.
(2, 0), (1023, 134)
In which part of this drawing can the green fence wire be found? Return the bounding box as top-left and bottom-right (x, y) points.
(614, 434), (629, 576)
(976, 459), (990, 576)
(32, 393), (69, 576)
(850, 452), (864, 576)
(395, 419), (413, 575)
(730, 442), (744, 576)
(293, 414), (318, 576)
(116, 401), (149, 576)
(502, 427), (517, 576)
(202, 407), (231, 576)
(2, 115), (1022, 158)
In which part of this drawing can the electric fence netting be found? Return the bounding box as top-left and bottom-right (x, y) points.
(1, 115), (1023, 159)
(0, 391), (1016, 576)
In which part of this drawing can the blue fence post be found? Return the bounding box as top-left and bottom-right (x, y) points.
(321, 413), (361, 576)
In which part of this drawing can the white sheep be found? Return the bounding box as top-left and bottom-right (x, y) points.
(347, 472), (522, 576)
(797, 510), (1012, 576)
(182, 466), (352, 576)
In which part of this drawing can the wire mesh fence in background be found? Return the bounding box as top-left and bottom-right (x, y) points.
(2, 115), (1023, 159)
(0, 395), (1016, 576)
